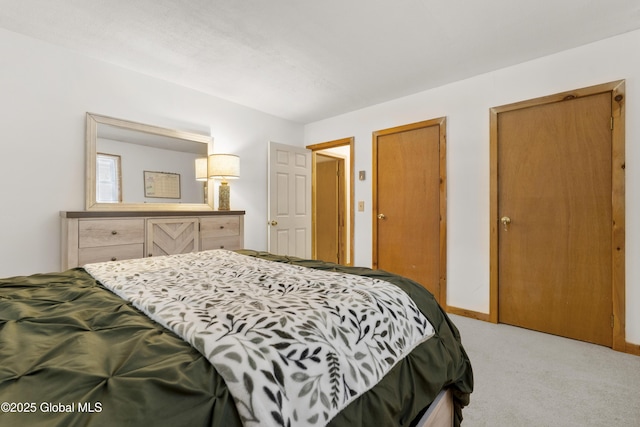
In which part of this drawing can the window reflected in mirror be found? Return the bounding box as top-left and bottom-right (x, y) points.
(96, 153), (122, 203)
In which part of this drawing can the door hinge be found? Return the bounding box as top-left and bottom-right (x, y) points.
(611, 314), (615, 328)
(611, 117), (614, 130)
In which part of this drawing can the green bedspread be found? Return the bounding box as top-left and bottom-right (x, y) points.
(0, 250), (472, 427)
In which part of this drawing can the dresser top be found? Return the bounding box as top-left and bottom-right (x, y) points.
(61, 210), (245, 218)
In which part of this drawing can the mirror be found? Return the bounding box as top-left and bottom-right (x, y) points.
(86, 113), (213, 211)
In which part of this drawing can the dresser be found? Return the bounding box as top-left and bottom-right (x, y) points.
(60, 211), (245, 270)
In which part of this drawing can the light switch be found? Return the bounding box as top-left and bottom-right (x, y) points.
(358, 170), (366, 181)
(358, 201), (365, 211)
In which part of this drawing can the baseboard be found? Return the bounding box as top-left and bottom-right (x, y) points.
(625, 342), (640, 356)
(445, 305), (491, 322)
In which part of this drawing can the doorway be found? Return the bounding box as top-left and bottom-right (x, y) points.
(307, 138), (354, 265)
(372, 118), (446, 304)
(314, 153), (346, 264)
(490, 81), (626, 349)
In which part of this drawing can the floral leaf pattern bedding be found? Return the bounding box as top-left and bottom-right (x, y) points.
(84, 250), (434, 427)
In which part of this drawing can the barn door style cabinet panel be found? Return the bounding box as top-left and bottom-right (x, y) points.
(146, 218), (200, 257)
(61, 211), (245, 270)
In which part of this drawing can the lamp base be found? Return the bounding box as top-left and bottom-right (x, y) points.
(218, 181), (230, 210)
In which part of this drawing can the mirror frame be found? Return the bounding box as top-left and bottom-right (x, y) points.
(86, 112), (214, 211)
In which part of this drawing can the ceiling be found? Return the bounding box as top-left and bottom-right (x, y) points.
(1, 1), (639, 124)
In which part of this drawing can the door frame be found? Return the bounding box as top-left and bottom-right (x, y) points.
(372, 118), (447, 306)
(306, 137), (354, 265)
(489, 80), (626, 351)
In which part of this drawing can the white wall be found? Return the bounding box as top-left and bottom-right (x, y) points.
(0, 28), (303, 278)
(304, 29), (640, 344)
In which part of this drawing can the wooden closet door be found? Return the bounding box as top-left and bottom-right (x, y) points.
(315, 155), (342, 264)
(497, 92), (613, 346)
(373, 119), (446, 303)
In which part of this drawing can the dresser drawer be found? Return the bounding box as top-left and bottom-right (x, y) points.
(201, 236), (242, 251)
(200, 217), (241, 238)
(79, 219), (145, 248)
(78, 244), (144, 265)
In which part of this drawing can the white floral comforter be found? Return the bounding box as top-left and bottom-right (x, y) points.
(84, 250), (434, 427)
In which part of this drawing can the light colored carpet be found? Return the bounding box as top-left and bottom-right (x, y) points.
(449, 314), (640, 426)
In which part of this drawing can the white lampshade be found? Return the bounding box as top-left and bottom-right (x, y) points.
(208, 154), (240, 179)
(195, 157), (208, 181)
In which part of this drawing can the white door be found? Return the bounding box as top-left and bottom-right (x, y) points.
(268, 141), (312, 258)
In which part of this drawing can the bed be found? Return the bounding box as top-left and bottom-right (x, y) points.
(0, 249), (472, 427)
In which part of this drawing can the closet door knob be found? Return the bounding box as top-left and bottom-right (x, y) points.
(501, 216), (512, 231)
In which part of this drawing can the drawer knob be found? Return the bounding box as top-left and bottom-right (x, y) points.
(219, 226), (224, 229)
(220, 245), (225, 249)
(111, 257), (117, 261)
(111, 230), (118, 235)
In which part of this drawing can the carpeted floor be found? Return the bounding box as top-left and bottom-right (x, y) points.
(449, 314), (640, 426)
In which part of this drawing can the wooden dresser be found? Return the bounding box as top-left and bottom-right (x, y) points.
(60, 210), (245, 270)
